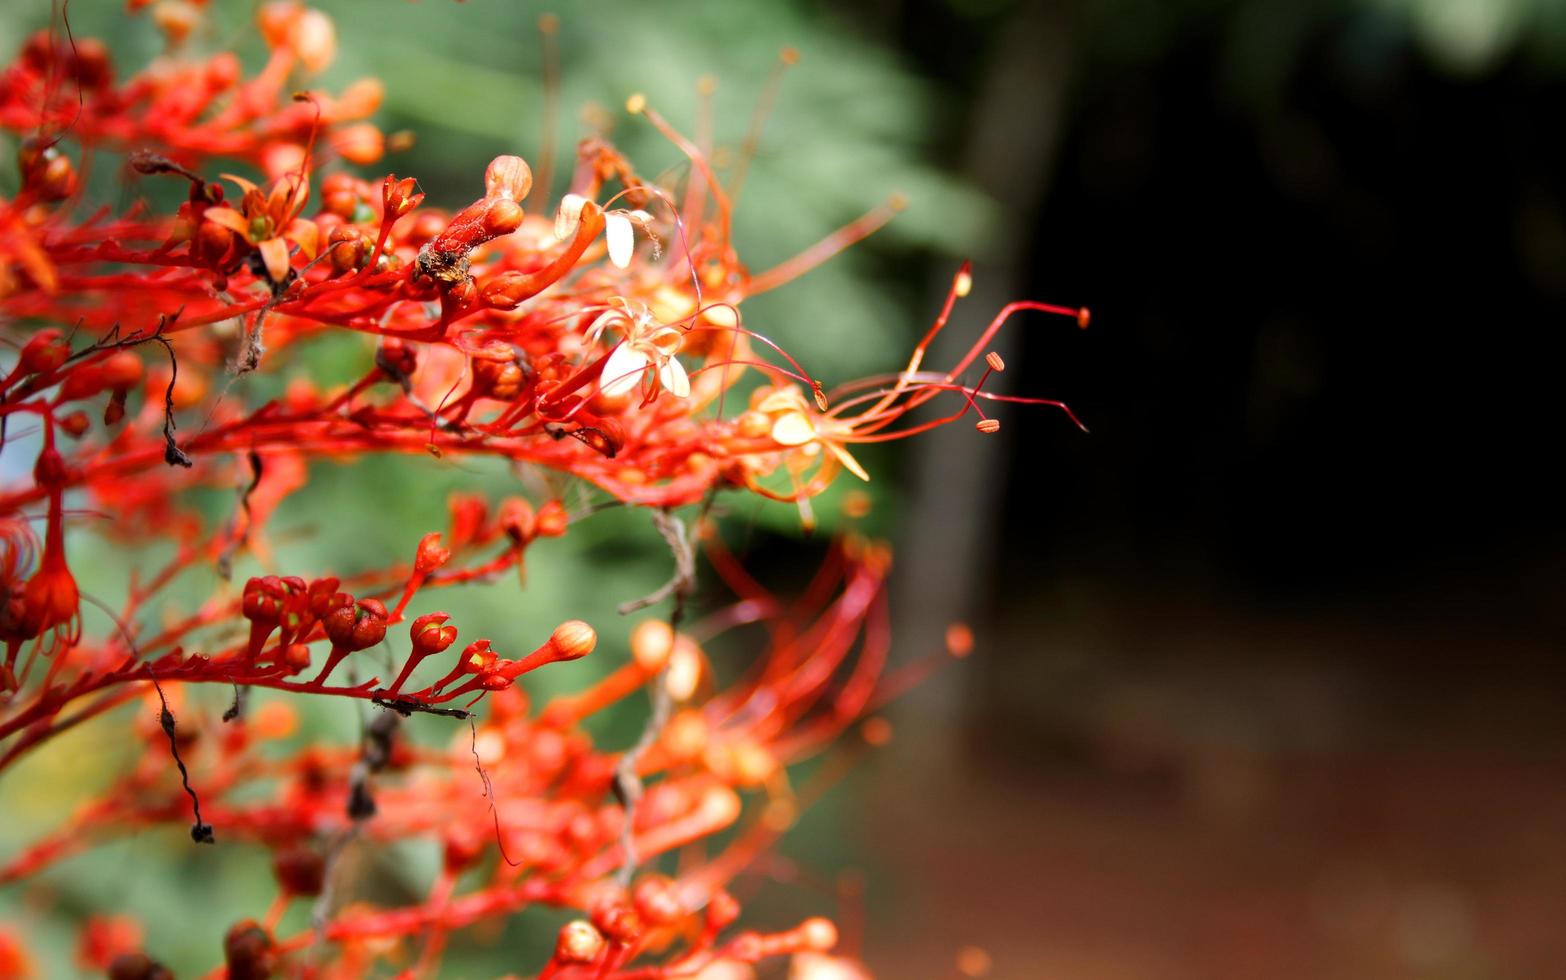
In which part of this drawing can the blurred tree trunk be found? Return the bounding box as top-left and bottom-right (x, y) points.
(893, 1), (1076, 738)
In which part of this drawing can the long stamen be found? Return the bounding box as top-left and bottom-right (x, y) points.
(729, 47), (798, 209)
(743, 194), (904, 298)
(627, 95), (734, 260)
(524, 13), (561, 216)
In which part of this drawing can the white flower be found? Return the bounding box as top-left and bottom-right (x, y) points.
(759, 387), (870, 481)
(592, 301), (690, 399)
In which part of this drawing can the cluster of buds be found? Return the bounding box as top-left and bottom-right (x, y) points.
(0, 4), (1084, 976)
(3, 535), (918, 978)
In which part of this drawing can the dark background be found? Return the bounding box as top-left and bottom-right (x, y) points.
(854, 3), (1566, 978)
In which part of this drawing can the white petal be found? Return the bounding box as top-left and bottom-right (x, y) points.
(555, 194), (587, 240)
(600, 343), (649, 397)
(756, 387), (804, 415)
(827, 441), (871, 482)
(658, 356), (690, 398)
(770, 412), (816, 447)
(585, 309), (626, 346)
(605, 213), (634, 268)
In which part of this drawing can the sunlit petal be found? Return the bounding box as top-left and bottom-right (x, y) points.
(826, 441), (871, 482)
(202, 206), (252, 240)
(258, 236), (292, 283)
(756, 387), (805, 415)
(284, 218), (319, 260)
(659, 356), (690, 398)
(605, 212), (634, 268)
(555, 193), (587, 240)
(771, 412), (816, 447)
(600, 343), (649, 397)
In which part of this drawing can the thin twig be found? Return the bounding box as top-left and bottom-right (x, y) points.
(613, 499), (709, 886)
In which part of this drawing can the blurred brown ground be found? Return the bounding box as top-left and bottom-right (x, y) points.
(860, 587), (1566, 980)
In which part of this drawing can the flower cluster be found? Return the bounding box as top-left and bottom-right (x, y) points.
(0, 3), (1084, 976)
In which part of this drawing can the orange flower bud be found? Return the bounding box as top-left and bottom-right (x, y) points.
(152, 1), (201, 46)
(535, 499), (568, 537)
(256, 3), (295, 47)
(335, 77), (384, 118)
(290, 8), (336, 73)
(631, 876), (684, 926)
(549, 621), (597, 661)
(630, 620), (673, 672)
(482, 197), (525, 238)
(330, 123), (384, 166)
(484, 154), (533, 202)
(555, 921), (605, 964)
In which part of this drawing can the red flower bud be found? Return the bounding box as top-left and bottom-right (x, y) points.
(222, 920), (272, 980)
(382, 175), (422, 220)
(57, 365), (109, 402)
(375, 337), (416, 380)
(242, 576), (285, 625)
(107, 952), (173, 980)
(414, 532), (450, 574)
(480, 271), (529, 310)
(536, 499), (569, 537)
(100, 351), (143, 390)
(33, 447), (68, 487)
(410, 612), (458, 656)
(277, 643), (311, 673)
(447, 493), (489, 548)
(272, 847), (325, 896)
(103, 390), (128, 426)
(478, 669), (513, 691)
(57, 411), (89, 438)
(592, 903), (644, 945)
(327, 225), (366, 273)
(306, 577), (342, 620)
(498, 497), (536, 543)
(458, 639), (495, 674)
(323, 596), (387, 653)
(19, 329), (70, 375)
